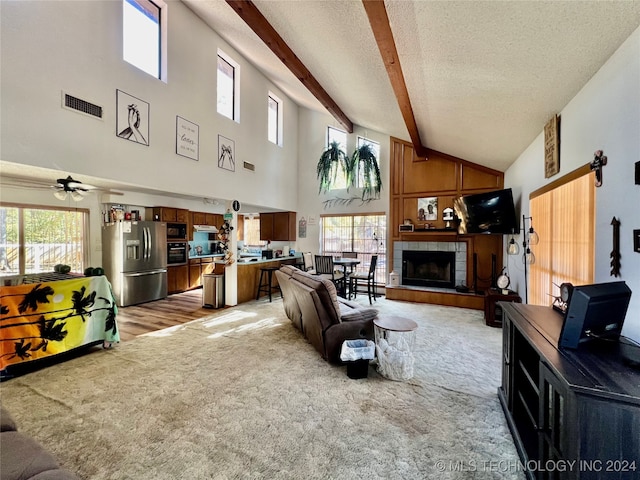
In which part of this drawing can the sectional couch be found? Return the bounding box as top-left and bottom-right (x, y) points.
(275, 265), (378, 363)
(1, 405), (79, 479)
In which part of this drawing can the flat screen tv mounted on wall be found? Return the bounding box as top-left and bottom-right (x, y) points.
(559, 281), (632, 349)
(454, 188), (518, 234)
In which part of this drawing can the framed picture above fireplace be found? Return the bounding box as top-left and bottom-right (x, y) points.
(418, 197), (438, 221)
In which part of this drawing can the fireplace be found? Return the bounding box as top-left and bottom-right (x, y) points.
(402, 250), (456, 288)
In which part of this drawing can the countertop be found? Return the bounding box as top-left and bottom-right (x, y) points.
(236, 254), (302, 265)
(188, 254), (225, 260)
(188, 253), (302, 265)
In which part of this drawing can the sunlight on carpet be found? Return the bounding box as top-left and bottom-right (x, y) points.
(1, 297), (525, 480)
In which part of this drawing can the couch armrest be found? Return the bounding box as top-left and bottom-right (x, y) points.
(323, 319), (375, 364)
(340, 308), (378, 323)
(1, 406), (17, 432)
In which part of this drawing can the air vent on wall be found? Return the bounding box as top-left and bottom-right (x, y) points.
(243, 161), (255, 171)
(61, 91), (103, 119)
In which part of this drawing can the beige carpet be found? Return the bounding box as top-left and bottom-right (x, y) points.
(1, 296), (525, 480)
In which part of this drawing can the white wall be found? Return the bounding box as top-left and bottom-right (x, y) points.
(505, 25), (640, 342)
(0, 0), (299, 211)
(296, 108), (390, 257)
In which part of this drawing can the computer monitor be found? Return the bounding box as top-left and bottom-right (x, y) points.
(559, 281), (632, 349)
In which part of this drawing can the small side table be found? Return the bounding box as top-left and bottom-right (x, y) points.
(484, 288), (521, 327)
(373, 316), (418, 381)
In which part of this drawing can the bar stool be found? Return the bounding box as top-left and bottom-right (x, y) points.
(256, 266), (281, 301)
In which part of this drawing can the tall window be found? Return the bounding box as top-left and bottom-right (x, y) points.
(320, 214), (386, 283)
(327, 126), (348, 189)
(356, 136), (380, 188)
(123, 0), (164, 79)
(529, 170), (595, 306)
(268, 92), (283, 146)
(242, 216), (261, 246)
(217, 50), (240, 122)
(0, 205), (88, 277)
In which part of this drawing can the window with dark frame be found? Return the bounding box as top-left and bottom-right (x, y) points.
(123, 0), (161, 79)
(268, 93), (283, 146)
(356, 136), (380, 189)
(327, 126), (348, 190)
(217, 53), (237, 121)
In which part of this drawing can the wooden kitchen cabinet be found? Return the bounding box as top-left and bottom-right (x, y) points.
(167, 264), (188, 294)
(188, 257), (216, 289)
(189, 260), (202, 289)
(191, 211), (223, 227)
(208, 213), (223, 228)
(148, 207), (189, 223)
(260, 212), (296, 241)
(192, 212), (207, 225)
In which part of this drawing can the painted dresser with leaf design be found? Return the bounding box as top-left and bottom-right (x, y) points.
(0, 275), (119, 380)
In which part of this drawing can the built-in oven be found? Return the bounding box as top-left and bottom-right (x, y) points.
(167, 223), (187, 240)
(167, 242), (187, 265)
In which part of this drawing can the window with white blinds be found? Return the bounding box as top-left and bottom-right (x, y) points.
(529, 170), (595, 306)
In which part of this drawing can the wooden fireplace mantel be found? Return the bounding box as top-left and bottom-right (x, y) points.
(385, 285), (485, 310)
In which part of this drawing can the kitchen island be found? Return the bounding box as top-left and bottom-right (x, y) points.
(236, 254), (302, 304)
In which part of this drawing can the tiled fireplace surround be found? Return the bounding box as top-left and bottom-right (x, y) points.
(392, 241), (467, 289)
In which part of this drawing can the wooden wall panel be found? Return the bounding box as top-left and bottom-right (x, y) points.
(460, 164), (503, 192)
(392, 139), (403, 196)
(403, 155), (457, 193)
(389, 136), (506, 304)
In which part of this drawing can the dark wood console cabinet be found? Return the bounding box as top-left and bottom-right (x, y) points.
(499, 303), (640, 480)
(484, 288), (521, 327)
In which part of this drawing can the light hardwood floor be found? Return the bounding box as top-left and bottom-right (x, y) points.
(116, 289), (218, 341)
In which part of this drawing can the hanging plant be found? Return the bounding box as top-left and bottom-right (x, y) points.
(350, 143), (382, 201)
(316, 141), (349, 194)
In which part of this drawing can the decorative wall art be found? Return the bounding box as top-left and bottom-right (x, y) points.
(176, 116), (199, 161)
(298, 217), (307, 238)
(116, 90), (149, 146)
(544, 114), (560, 178)
(218, 135), (235, 172)
(418, 197), (438, 221)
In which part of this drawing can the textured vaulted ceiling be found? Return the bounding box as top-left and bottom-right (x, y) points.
(185, 0), (640, 172)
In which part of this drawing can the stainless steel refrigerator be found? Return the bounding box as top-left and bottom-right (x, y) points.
(102, 221), (167, 307)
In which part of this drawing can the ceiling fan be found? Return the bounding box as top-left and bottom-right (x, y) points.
(52, 175), (97, 201)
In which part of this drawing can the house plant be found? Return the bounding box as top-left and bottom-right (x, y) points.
(316, 141), (349, 194)
(349, 143), (382, 201)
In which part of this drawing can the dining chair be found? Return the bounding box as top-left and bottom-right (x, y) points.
(314, 255), (345, 295)
(349, 255), (378, 304)
(302, 252), (315, 273)
(341, 251), (358, 274)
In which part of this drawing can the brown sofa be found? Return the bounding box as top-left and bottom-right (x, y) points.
(0, 405), (79, 480)
(275, 265), (378, 363)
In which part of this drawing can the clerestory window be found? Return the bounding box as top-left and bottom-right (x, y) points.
(123, 0), (166, 80)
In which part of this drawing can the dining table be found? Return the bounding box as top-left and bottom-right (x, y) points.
(333, 257), (360, 298)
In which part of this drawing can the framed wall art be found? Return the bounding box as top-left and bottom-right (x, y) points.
(176, 116), (199, 161)
(544, 114), (560, 178)
(418, 197), (438, 221)
(116, 89), (149, 146)
(218, 135), (235, 172)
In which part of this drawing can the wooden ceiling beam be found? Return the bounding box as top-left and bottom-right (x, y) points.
(362, 0), (427, 157)
(226, 0), (353, 133)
